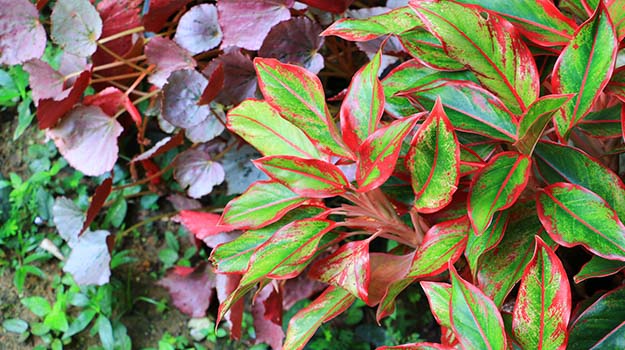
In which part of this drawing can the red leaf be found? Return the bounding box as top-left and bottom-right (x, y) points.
(198, 63), (224, 106)
(81, 178), (113, 235)
(298, 0), (353, 13)
(145, 36), (196, 88)
(252, 284), (284, 350)
(140, 159), (161, 185)
(37, 70), (91, 129)
(158, 262), (216, 318)
(178, 210), (234, 241)
(142, 0), (192, 33)
(93, 0), (141, 68)
(203, 50), (257, 106)
(83, 87), (142, 126)
(216, 274), (244, 339)
(367, 252), (414, 306)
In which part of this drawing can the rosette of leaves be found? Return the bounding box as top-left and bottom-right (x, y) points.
(183, 1), (625, 349)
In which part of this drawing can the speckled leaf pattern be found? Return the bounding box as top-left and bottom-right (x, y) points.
(421, 281), (452, 329)
(552, 3), (618, 139)
(254, 58), (347, 157)
(449, 264), (507, 350)
(321, 6), (422, 41)
(308, 240), (370, 301)
(537, 182), (625, 262)
(220, 181), (307, 230)
(512, 237), (571, 350)
(357, 116), (419, 192)
(253, 156), (349, 198)
(226, 99), (321, 159)
(404, 80), (517, 142)
(398, 29), (465, 71)
(465, 210), (510, 278)
(515, 94), (575, 155)
(574, 255), (625, 283)
(340, 51), (384, 151)
(407, 98), (460, 213)
(469, 152), (531, 235)
(410, 0), (539, 114)
(568, 286), (625, 349)
(283, 286), (356, 350)
(377, 343), (454, 350)
(454, 0), (576, 46)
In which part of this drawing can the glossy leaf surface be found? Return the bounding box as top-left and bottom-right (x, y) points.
(574, 256), (625, 283)
(465, 210), (510, 278)
(568, 286), (625, 349)
(398, 28), (465, 71)
(421, 281), (451, 329)
(322, 6), (422, 41)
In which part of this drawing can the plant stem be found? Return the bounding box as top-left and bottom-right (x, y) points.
(96, 42), (147, 73)
(112, 160), (177, 192)
(117, 211), (178, 241)
(93, 55), (147, 72)
(98, 26), (145, 45)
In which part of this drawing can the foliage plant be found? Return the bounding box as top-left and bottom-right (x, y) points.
(4, 0), (625, 349)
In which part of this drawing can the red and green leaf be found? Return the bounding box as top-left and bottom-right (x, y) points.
(283, 286), (356, 350)
(226, 99), (321, 159)
(309, 240), (370, 301)
(367, 252), (414, 307)
(406, 98), (460, 213)
(454, 0), (576, 46)
(410, 0), (539, 114)
(515, 94), (575, 155)
(377, 343), (453, 350)
(340, 51), (384, 151)
(421, 281), (452, 329)
(449, 264), (507, 350)
(537, 182), (625, 262)
(574, 255), (625, 283)
(321, 6), (422, 41)
(357, 115), (419, 192)
(551, 3), (618, 139)
(254, 58), (348, 157)
(220, 181), (308, 230)
(397, 29), (465, 71)
(465, 210), (510, 278)
(568, 286), (625, 349)
(512, 236), (571, 350)
(468, 152), (532, 235)
(253, 156), (349, 198)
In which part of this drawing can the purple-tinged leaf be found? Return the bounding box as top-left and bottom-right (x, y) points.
(142, 0), (192, 33)
(357, 116), (419, 192)
(167, 194), (201, 211)
(174, 149), (225, 198)
(259, 17), (325, 74)
(218, 0), (292, 51)
(146, 37), (196, 88)
(47, 105), (123, 176)
(537, 182), (625, 262)
(253, 156), (350, 198)
(367, 252), (414, 306)
(512, 236), (571, 350)
(255, 58), (348, 157)
(322, 6), (422, 41)
(132, 132), (184, 162)
(309, 240), (370, 301)
(0, 0), (46, 64)
(283, 286), (356, 350)
(37, 70), (91, 130)
(552, 3), (618, 139)
(203, 50), (257, 106)
(221, 144), (268, 196)
(174, 4), (222, 55)
(407, 98), (460, 213)
(410, 0), (540, 114)
(220, 181), (308, 230)
(515, 94), (575, 155)
(52, 197), (85, 246)
(568, 286), (625, 349)
(23, 59), (69, 105)
(226, 99), (321, 159)
(340, 51), (384, 151)
(51, 0), (103, 57)
(468, 152), (531, 235)
(449, 264), (507, 350)
(162, 70), (209, 128)
(283, 273), (326, 309)
(574, 256), (625, 283)
(158, 263), (216, 318)
(252, 284), (284, 350)
(63, 230), (111, 286)
(184, 110), (225, 143)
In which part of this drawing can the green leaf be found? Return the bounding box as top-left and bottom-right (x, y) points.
(97, 314), (115, 350)
(253, 156), (349, 198)
(552, 3), (618, 139)
(44, 297), (69, 332)
(512, 237), (571, 350)
(577, 104), (622, 138)
(404, 80), (517, 142)
(411, 0), (539, 114)
(226, 99), (321, 159)
(220, 181), (308, 229)
(407, 98), (460, 213)
(212, 206), (325, 273)
(454, 0), (577, 46)
(537, 182), (625, 262)
(340, 51), (384, 151)
(357, 115), (419, 192)
(449, 264), (507, 349)
(64, 309), (97, 338)
(468, 152), (532, 235)
(515, 94), (575, 155)
(568, 286), (625, 349)
(254, 58), (348, 157)
(22, 296), (52, 317)
(321, 6), (422, 41)
(398, 29), (466, 71)
(574, 255), (625, 283)
(465, 210), (510, 278)
(421, 281), (451, 329)
(283, 286), (356, 350)
(2, 318), (28, 334)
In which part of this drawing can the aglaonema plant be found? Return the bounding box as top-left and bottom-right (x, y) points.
(188, 0), (625, 349)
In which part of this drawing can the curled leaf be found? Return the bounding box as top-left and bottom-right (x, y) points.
(174, 149), (225, 198)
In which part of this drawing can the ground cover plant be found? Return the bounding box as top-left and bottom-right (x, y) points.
(3, 0), (625, 349)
